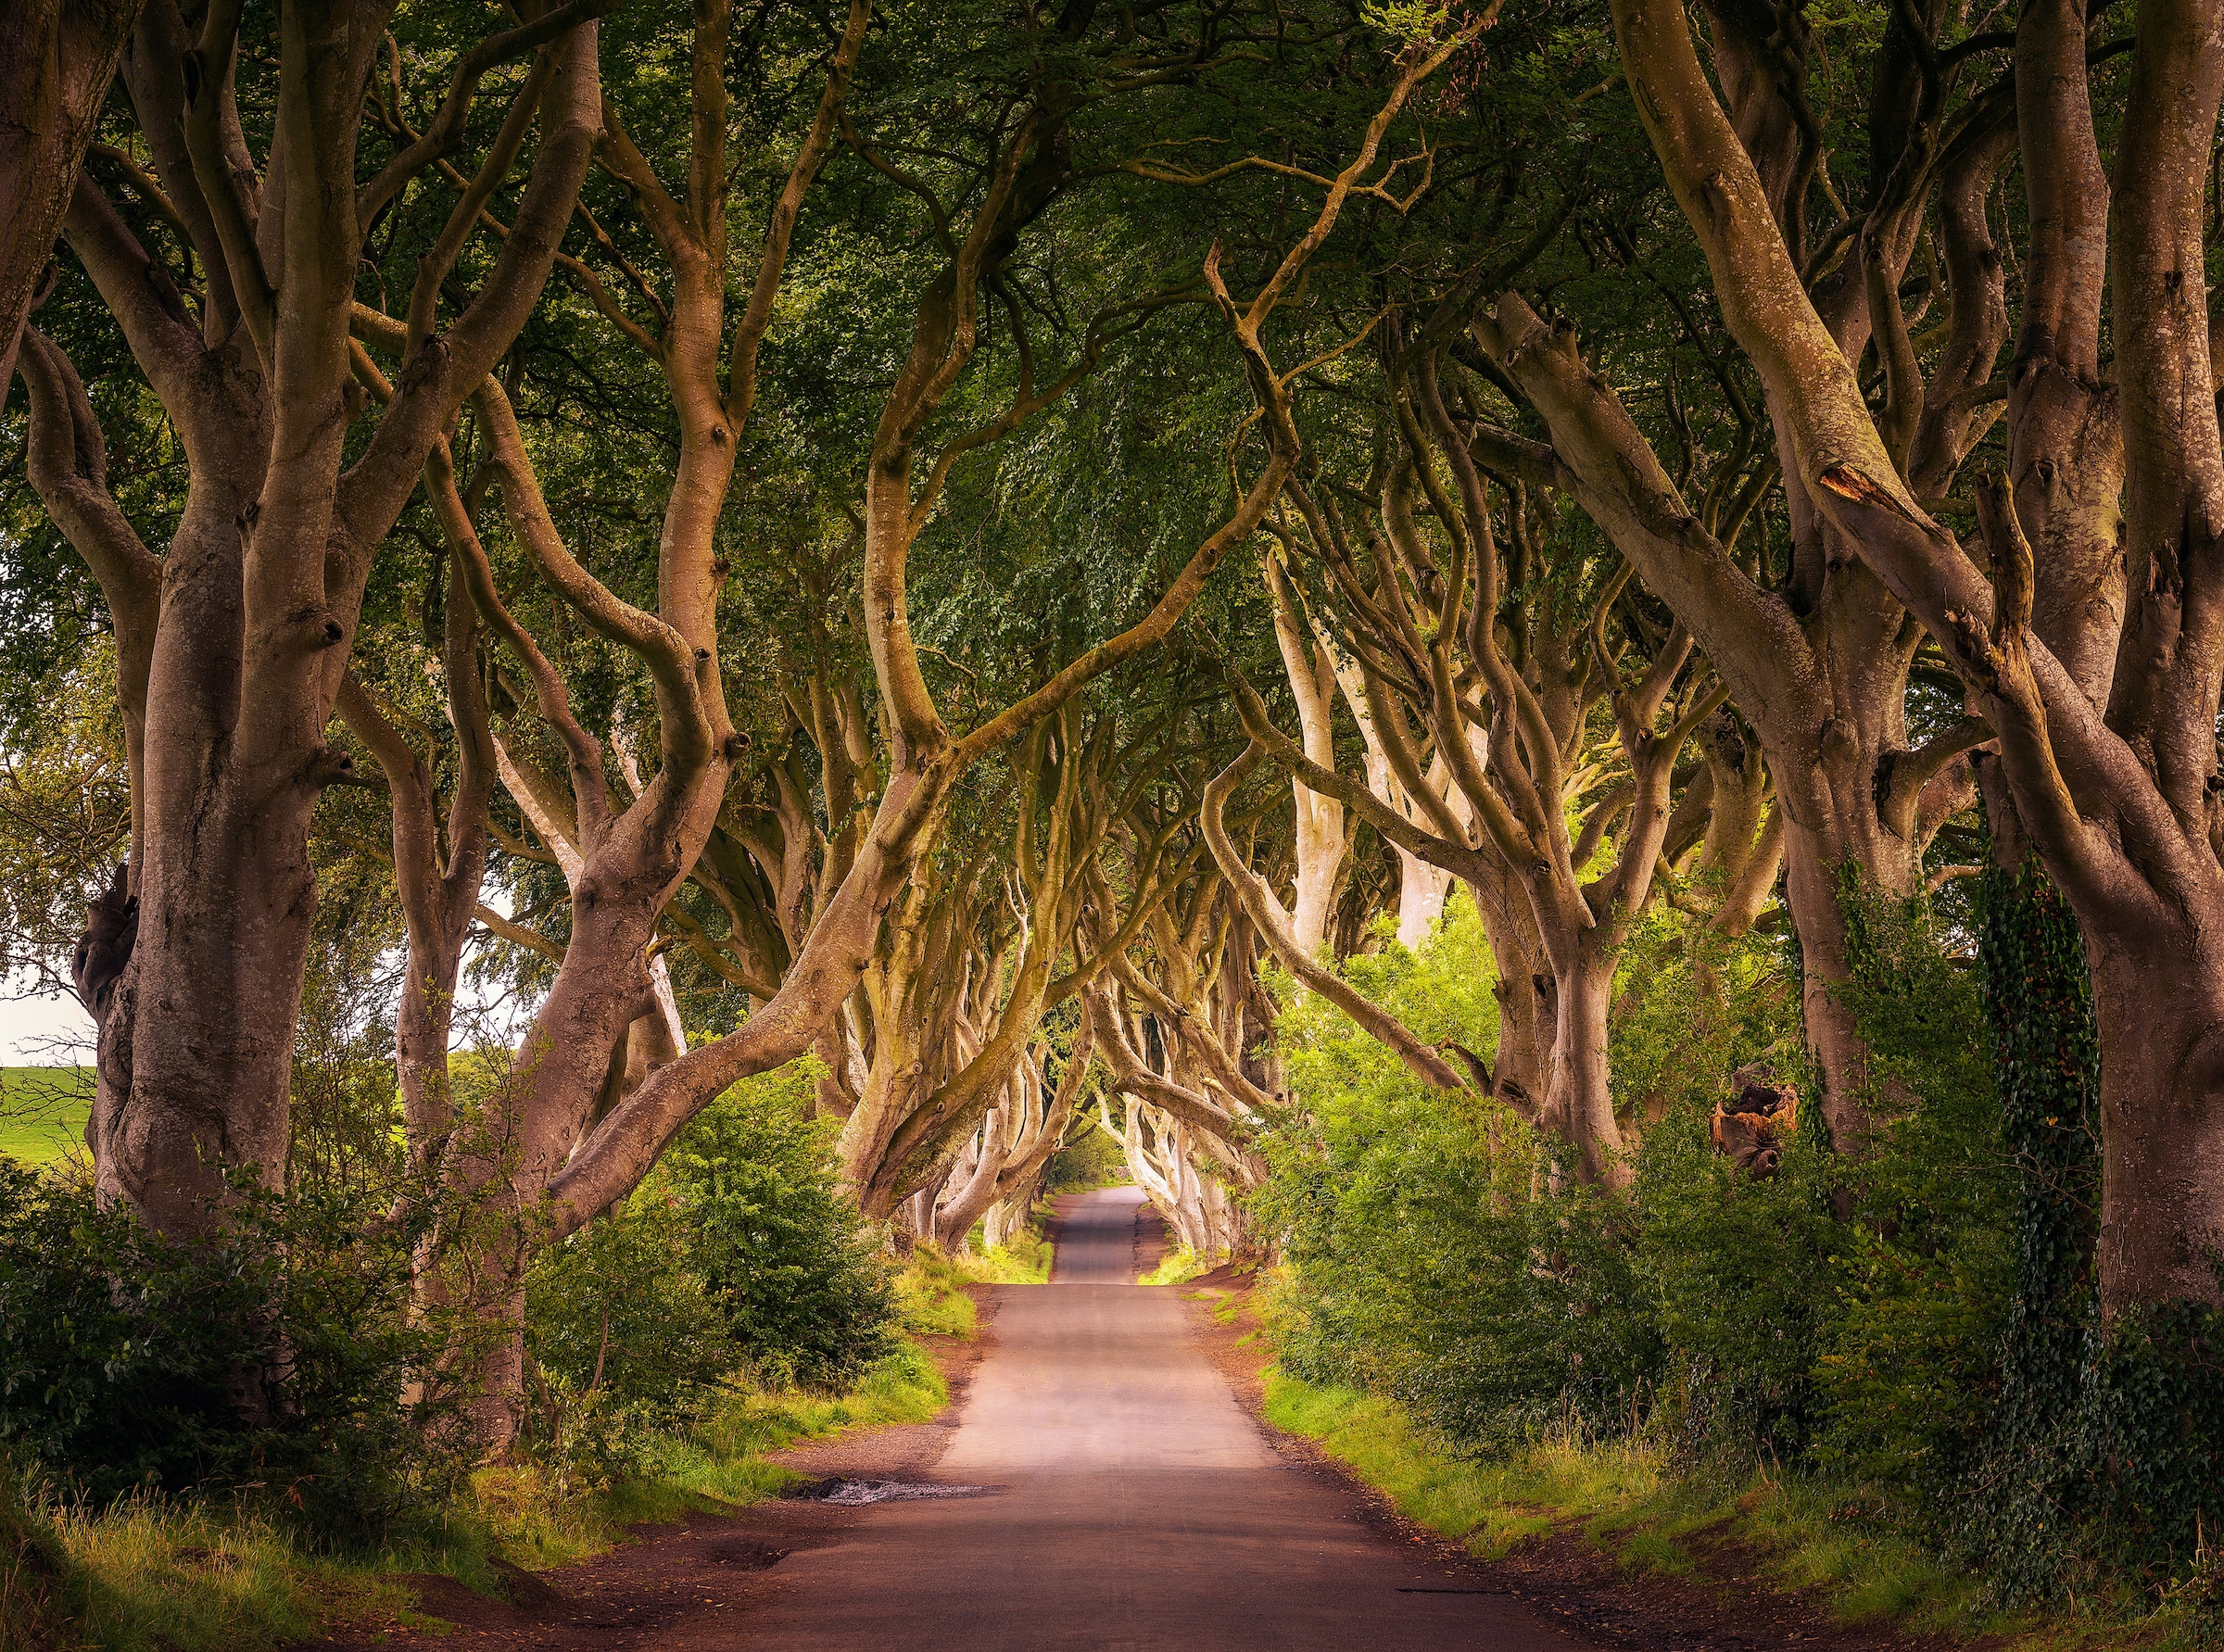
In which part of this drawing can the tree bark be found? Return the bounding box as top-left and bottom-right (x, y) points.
(1267, 556), (1345, 955)
(1472, 299), (1978, 1155)
(1597, 0), (2224, 1313)
(0, 0), (139, 393)
(44, 6), (600, 1239)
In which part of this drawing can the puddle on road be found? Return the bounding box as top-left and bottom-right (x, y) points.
(816, 1480), (993, 1506)
(707, 1541), (792, 1570)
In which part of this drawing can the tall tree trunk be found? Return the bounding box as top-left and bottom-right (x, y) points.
(97, 773), (322, 1230)
(90, 458), (305, 1234)
(1467, 854), (1548, 1116)
(2085, 927), (2224, 1307)
(1393, 852), (1454, 950)
(933, 1093), (1010, 1251)
(1541, 950), (1622, 1188)
(1267, 556), (1345, 955)
(1597, 0), (2224, 1317)
(1472, 305), (1983, 1158)
(45, 4), (600, 1238)
(1779, 797), (1916, 1154)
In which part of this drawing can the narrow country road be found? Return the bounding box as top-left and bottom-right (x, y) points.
(728, 1186), (1603, 1651)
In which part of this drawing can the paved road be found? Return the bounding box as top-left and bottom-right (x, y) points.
(733, 1186), (1602, 1651)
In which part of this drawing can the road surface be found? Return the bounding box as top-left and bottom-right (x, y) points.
(732, 1185), (1602, 1650)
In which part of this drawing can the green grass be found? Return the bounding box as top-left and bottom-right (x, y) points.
(703, 1335), (952, 1458)
(1261, 1368), (2166, 1651)
(470, 1333), (952, 1570)
(945, 1224), (1055, 1283)
(21, 1490), (422, 1652)
(12, 1331), (956, 1652)
(1138, 1247), (1213, 1286)
(0, 1068), (92, 1166)
(896, 1217), (1057, 1305)
(898, 1255), (983, 1336)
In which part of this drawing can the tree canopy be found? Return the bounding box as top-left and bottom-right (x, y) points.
(4, 0), (2224, 1614)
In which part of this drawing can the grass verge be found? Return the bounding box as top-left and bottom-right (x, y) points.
(474, 1331), (952, 1571)
(899, 1217), (1055, 1297)
(9, 1488), (423, 1652)
(1261, 1367), (2180, 1651)
(1139, 1247), (1214, 1286)
(9, 1321), (959, 1652)
(947, 1227), (1055, 1284)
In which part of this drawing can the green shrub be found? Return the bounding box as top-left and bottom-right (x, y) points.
(1806, 876), (2012, 1496)
(1630, 1101), (1838, 1461)
(1253, 864), (2224, 1619)
(1254, 882), (2009, 1460)
(1255, 1083), (1663, 1444)
(0, 1163), (466, 1542)
(1257, 892), (1671, 1443)
(521, 1192), (738, 1477)
(664, 1066), (897, 1391)
(526, 1062), (896, 1420)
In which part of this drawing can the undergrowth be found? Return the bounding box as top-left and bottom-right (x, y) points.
(1260, 1364), (2172, 1650)
(1139, 1248), (1212, 1286)
(10, 1485), (428, 1652)
(1256, 880), (2219, 1639)
(897, 1207), (1058, 1296)
(7, 1323), (955, 1652)
(475, 1330), (950, 1569)
(945, 1225), (1056, 1285)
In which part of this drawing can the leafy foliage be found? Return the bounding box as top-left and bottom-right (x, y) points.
(1965, 864), (2224, 1605)
(0, 644), (129, 1008)
(1044, 1122), (1124, 1193)
(1257, 894), (1668, 1441)
(521, 1188), (739, 1467)
(664, 1066), (898, 1392)
(1259, 863), (2224, 1612)
(525, 1062), (896, 1436)
(0, 1163), (468, 1540)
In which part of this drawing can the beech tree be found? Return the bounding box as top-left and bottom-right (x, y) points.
(831, 708), (1119, 1217)
(1204, 355), (1743, 1183)
(351, 8), (1473, 1440)
(1097, 0), (1968, 1167)
(929, 1009), (1096, 1254)
(1118, 1089), (1245, 1257)
(1567, 0), (2224, 1313)
(19, 0), (602, 1245)
(1085, 876), (1279, 1192)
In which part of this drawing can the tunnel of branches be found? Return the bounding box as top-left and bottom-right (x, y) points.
(3, 0), (2222, 1617)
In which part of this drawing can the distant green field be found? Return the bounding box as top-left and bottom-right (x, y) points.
(1, 1067), (94, 1165)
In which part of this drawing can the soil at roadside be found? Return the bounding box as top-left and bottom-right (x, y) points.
(1173, 1262), (2016, 1652)
(1124, 1183), (1168, 1279)
(306, 1293), (996, 1651)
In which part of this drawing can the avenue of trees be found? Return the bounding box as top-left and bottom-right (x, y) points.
(2, 0), (2221, 1624)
